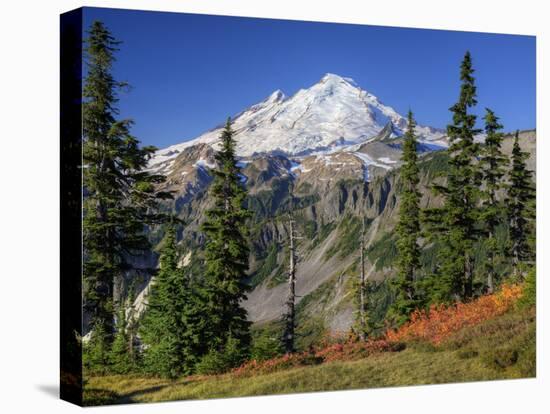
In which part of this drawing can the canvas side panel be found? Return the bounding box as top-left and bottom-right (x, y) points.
(60, 7), (83, 407)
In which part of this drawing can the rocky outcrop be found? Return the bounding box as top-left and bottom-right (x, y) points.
(124, 129), (536, 336)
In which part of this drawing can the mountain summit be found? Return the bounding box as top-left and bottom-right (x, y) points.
(149, 73), (445, 171)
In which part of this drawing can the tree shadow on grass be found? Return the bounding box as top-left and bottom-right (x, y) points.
(83, 388), (120, 406)
(116, 379), (193, 405)
(117, 384), (169, 404)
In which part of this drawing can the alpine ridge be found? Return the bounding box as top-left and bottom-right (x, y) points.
(148, 73), (446, 174)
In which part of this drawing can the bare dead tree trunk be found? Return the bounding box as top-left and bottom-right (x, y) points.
(487, 231), (494, 294)
(359, 217), (367, 341)
(126, 299), (135, 359)
(283, 213), (297, 353)
(487, 269), (494, 294)
(511, 222), (521, 278)
(464, 252), (473, 301)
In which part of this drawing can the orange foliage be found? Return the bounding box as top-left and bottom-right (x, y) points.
(232, 284), (523, 378)
(385, 284), (523, 345)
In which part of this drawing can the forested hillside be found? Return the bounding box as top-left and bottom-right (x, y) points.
(79, 21), (536, 404)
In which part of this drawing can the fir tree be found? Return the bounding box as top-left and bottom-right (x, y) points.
(201, 118), (252, 362)
(83, 321), (110, 374)
(139, 226), (203, 378)
(109, 306), (133, 374)
(479, 108), (507, 292)
(507, 131), (535, 276)
(82, 20), (171, 357)
(389, 110), (421, 324)
(424, 51), (481, 303)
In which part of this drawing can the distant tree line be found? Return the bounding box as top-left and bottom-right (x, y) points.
(384, 51), (535, 327)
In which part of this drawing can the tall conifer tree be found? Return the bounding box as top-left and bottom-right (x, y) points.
(424, 51), (481, 302)
(82, 21), (170, 358)
(201, 118), (252, 359)
(389, 110), (421, 324)
(507, 131), (535, 275)
(479, 108), (507, 292)
(140, 226), (203, 378)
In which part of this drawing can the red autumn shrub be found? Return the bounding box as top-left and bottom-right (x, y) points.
(233, 337), (404, 377)
(232, 351), (322, 378)
(314, 338), (404, 363)
(231, 284), (523, 378)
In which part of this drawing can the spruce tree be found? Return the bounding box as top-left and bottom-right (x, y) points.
(479, 108), (507, 292)
(424, 51), (481, 303)
(82, 20), (171, 358)
(389, 110), (421, 324)
(201, 118), (252, 362)
(507, 131), (535, 276)
(140, 226), (203, 378)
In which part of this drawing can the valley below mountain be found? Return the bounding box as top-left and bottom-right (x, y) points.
(120, 74), (535, 343)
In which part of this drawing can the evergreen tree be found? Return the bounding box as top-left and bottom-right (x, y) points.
(507, 131), (535, 276)
(109, 306), (133, 374)
(479, 108), (507, 292)
(389, 110), (421, 324)
(251, 331), (284, 361)
(82, 20), (171, 357)
(195, 335), (248, 375)
(140, 226), (203, 378)
(424, 51), (481, 303)
(201, 118), (252, 362)
(83, 321), (110, 374)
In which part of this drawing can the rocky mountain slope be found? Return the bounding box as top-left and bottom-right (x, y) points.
(124, 74), (536, 339)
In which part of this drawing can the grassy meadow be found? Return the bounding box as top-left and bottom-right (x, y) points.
(83, 286), (535, 406)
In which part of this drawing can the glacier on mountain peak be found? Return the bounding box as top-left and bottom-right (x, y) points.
(148, 73), (446, 172)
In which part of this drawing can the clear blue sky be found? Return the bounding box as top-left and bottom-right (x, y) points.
(82, 7), (536, 149)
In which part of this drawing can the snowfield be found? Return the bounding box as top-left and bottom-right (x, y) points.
(148, 73), (446, 174)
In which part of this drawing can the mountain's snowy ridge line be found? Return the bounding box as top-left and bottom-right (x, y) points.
(148, 73), (447, 173)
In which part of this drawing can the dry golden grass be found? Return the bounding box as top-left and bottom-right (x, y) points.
(84, 307), (535, 406)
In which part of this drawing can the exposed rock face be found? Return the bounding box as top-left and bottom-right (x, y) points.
(501, 129), (536, 176)
(123, 73), (536, 335)
(117, 128), (535, 336)
(84, 76), (536, 340)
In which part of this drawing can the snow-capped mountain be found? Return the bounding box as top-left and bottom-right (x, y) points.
(149, 73), (445, 174)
